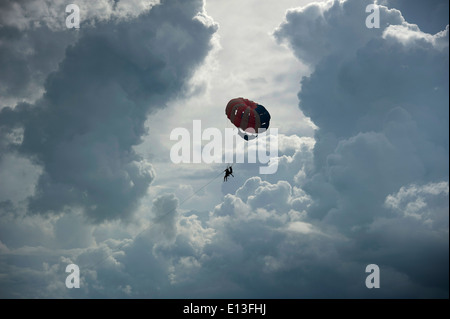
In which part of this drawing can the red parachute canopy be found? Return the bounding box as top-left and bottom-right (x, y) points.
(225, 98), (271, 136)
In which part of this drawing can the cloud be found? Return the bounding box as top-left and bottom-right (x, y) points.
(383, 0), (449, 34)
(0, 0), (161, 106)
(0, 0), (159, 31)
(274, 0), (405, 65)
(0, 24), (77, 106)
(275, 0), (448, 224)
(384, 181), (449, 227)
(362, 181), (449, 294)
(0, 153), (42, 203)
(1, 176), (447, 298)
(272, 0), (449, 296)
(151, 193), (179, 242)
(0, 0), (218, 222)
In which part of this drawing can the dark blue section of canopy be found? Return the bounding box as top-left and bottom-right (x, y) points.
(255, 104), (271, 130)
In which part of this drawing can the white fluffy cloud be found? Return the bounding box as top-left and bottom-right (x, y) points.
(275, 0), (448, 224)
(384, 181), (449, 227)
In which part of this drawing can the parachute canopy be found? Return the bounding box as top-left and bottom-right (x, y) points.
(225, 97), (271, 140)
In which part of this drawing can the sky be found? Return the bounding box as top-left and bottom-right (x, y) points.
(0, 0), (448, 298)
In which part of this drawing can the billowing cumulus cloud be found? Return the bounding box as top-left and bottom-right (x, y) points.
(0, 23), (75, 106)
(16, 175), (442, 298)
(273, 0), (449, 296)
(0, 0), (218, 222)
(0, 0), (159, 31)
(0, 0), (159, 106)
(384, 0), (449, 34)
(275, 0), (448, 228)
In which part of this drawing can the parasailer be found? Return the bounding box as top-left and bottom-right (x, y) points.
(225, 97), (271, 141)
(223, 165), (234, 182)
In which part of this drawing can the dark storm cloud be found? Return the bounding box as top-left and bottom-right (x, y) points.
(0, 0), (153, 105)
(275, 0), (448, 229)
(0, 24), (76, 104)
(274, 0), (448, 297)
(385, 0), (449, 34)
(0, 0), (217, 222)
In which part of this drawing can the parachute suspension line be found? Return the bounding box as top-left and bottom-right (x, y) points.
(87, 169), (225, 271)
(224, 109), (229, 166)
(178, 170), (224, 206)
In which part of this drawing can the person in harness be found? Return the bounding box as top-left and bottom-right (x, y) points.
(224, 165), (234, 182)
